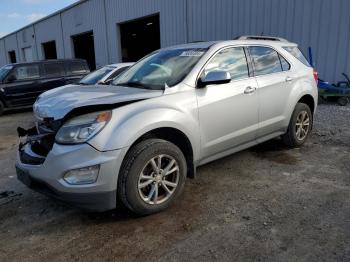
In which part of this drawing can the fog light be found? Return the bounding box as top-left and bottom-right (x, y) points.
(63, 165), (100, 185)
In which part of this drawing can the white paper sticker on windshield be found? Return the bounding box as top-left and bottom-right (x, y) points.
(180, 51), (204, 57)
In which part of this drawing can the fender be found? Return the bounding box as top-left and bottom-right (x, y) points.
(88, 92), (201, 161)
(282, 74), (318, 129)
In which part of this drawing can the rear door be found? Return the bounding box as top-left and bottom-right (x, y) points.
(2, 63), (42, 107)
(196, 46), (259, 159)
(41, 62), (66, 92)
(248, 46), (294, 140)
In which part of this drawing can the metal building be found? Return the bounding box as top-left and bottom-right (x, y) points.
(0, 0), (349, 82)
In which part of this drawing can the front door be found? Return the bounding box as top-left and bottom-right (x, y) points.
(196, 46), (259, 159)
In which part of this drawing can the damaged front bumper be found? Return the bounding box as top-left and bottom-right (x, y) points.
(15, 125), (125, 212)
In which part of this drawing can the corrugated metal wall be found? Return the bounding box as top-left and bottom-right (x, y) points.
(104, 0), (187, 63)
(34, 14), (65, 60)
(61, 0), (109, 68)
(0, 0), (349, 83)
(187, 0), (350, 83)
(3, 34), (19, 63)
(0, 40), (6, 64)
(16, 26), (38, 62)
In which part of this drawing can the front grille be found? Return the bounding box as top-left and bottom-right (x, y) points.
(19, 149), (45, 165)
(30, 136), (55, 157)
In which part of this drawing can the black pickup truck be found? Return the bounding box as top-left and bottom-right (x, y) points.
(0, 59), (89, 115)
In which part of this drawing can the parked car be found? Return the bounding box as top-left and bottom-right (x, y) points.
(0, 59), (89, 115)
(16, 36), (318, 215)
(78, 63), (134, 86)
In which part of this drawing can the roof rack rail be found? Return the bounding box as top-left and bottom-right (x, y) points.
(237, 35), (289, 42)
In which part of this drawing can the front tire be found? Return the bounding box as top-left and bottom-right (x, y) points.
(118, 139), (187, 215)
(282, 103), (313, 147)
(0, 100), (4, 116)
(337, 96), (349, 106)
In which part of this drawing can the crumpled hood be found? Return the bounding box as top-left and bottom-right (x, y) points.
(34, 84), (163, 120)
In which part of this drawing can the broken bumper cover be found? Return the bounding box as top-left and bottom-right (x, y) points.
(16, 142), (125, 212)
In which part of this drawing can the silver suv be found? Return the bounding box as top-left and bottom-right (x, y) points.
(16, 36), (318, 215)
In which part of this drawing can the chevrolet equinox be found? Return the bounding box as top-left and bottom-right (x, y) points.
(16, 36), (318, 215)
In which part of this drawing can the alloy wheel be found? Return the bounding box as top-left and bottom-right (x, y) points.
(138, 154), (180, 205)
(295, 110), (310, 141)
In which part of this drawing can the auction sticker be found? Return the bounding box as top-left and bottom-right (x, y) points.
(180, 50), (204, 57)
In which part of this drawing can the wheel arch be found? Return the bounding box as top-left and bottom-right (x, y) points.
(298, 94), (316, 114)
(123, 127), (196, 178)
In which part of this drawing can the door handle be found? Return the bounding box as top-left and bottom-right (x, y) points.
(285, 77), (293, 82)
(244, 86), (256, 94)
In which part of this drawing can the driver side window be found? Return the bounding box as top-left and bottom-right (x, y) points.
(204, 47), (249, 81)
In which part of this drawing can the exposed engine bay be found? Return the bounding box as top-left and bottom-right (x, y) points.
(17, 99), (146, 165)
(16, 83), (163, 166)
(17, 118), (61, 165)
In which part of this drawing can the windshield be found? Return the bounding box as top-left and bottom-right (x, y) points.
(79, 66), (115, 85)
(113, 48), (208, 90)
(0, 65), (13, 81)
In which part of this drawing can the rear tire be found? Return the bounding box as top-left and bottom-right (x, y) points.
(318, 95), (326, 104)
(118, 139), (187, 216)
(337, 96), (349, 106)
(282, 103), (313, 147)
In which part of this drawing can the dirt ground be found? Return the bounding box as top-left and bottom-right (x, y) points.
(0, 104), (349, 262)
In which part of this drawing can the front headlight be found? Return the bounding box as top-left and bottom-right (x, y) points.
(56, 111), (112, 144)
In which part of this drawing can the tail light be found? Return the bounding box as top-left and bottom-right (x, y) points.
(313, 68), (318, 83)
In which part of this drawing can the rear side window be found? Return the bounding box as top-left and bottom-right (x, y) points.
(204, 47), (249, 81)
(279, 55), (291, 71)
(44, 63), (65, 77)
(70, 62), (87, 75)
(283, 46), (310, 67)
(249, 46), (283, 76)
(12, 64), (40, 80)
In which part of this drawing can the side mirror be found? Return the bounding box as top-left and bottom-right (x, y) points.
(6, 75), (17, 83)
(197, 71), (231, 88)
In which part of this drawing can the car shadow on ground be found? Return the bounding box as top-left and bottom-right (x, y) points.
(7, 137), (298, 224)
(79, 139), (296, 222)
(251, 138), (288, 152)
(250, 138), (300, 165)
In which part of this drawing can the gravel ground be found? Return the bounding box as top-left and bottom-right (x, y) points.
(0, 104), (349, 262)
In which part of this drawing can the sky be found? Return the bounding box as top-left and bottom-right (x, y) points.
(0, 0), (79, 38)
